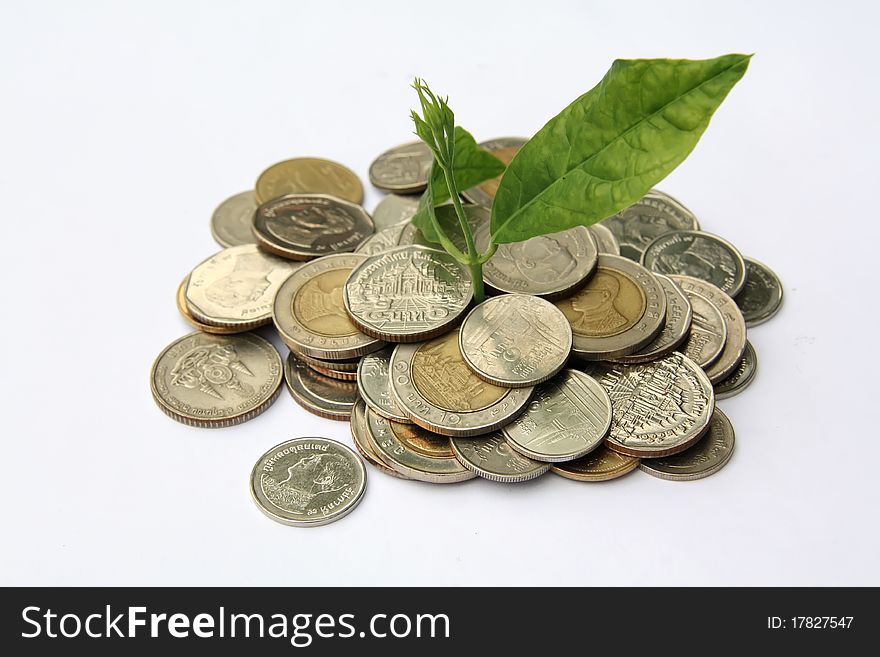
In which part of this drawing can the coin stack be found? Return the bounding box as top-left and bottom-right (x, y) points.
(151, 142), (783, 526)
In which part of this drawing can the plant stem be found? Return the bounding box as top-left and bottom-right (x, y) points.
(439, 164), (486, 303)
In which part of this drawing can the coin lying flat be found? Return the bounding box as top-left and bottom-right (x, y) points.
(210, 191), (258, 248)
(176, 276), (243, 335)
(603, 189), (700, 261)
(586, 352), (715, 458)
(478, 226), (599, 300)
(250, 437), (366, 527)
(555, 254), (667, 360)
(503, 370), (612, 462)
(589, 223), (621, 255)
(736, 257), (783, 326)
(714, 340), (758, 399)
(551, 444), (639, 482)
(151, 332), (283, 427)
(355, 222), (408, 256)
(450, 432), (550, 483)
(368, 141), (433, 194)
(283, 353), (359, 421)
(671, 275), (747, 384)
(676, 288), (728, 369)
(371, 194), (421, 230)
(610, 274), (692, 364)
(390, 329), (534, 436)
(639, 409), (735, 481)
(253, 194), (374, 261)
(461, 137), (527, 207)
(351, 400), (410, 479)
(273, 253), (383, 360)
(459, 294), (572, 388)
(357, 347), (412, 424)
(642, 230), (747, 297)
(185, 244), (301, 330)
(344, 245), (473, 343)
(364, 407), (476, 483)
(255, 157), (363, 205)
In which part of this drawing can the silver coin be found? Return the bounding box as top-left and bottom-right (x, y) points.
(602, 189), (701, 261)
(363, 407), (476, 483)
(589, 223), (620, 255)
(151, 332), (283, 428)
(291, 350), (361, 373)
(555, 254), (667, 360)
(343, 245), (473, 342)
(210, 190), (257, 247)
(273, 253), (384, 360)
(670, 275), (747, 384)
(389, 329), (534, 436)
(639, 408), (735, 481)
(642, 230), (747, 297)
(714, 340), (758, 399)
(355, 222), (408, 256)
(609, 274), (692, 364)
(253, 193), (374, 261)
(585, 352), (715, 458)
(676, 288), (728, 369)
(736, 257), (783, 326)
(250, 437), (366, 527)
(450, 432), (550, 483)
(502, 370), (612, 463)
(461, 137), (527, 207)
(459, 294), (572, 388)
(478, 226), (599, 300)
(368, 141), (434, 194)
(283, 352), (359, 421)
(371, 194), (421, 230)
(351, 400), (410, 479)
(185, 244), (301, 330)
(356, 346), (412, 424)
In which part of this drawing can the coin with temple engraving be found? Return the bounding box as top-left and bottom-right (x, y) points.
(357, 346), (412, 424)
(273, 253), (384, 360)
(255, 157), (363, 204)
(609, 274), (692, 364)
(210, 191), (258, 248)
(371, 194), (421, 230)
(502, 370), (612, 462)
(344, 245), (473, 343)
(585, 352), (715, 458)
(283, 353), (359, 421)
(364, 407), (476, 483)
(639, 408), (735, 481)
(184, 244), (301, 330)
(459, 294), (572, 388)
(670, 275), (747, 384)
(676, 288), (727, 369)
(253, 194), (374, 261)
(369, 141), (434, 194)
(389, 329), (534, 436)
(450, 432), (550, 483)
(589, 223), (621, 255)
(602, 189), (701, 261)
(714, 340), (758, 399)
(478, 226), (599, 300)
(151, 332), (283, 427)
(642, 230), (747, 297)
(351, 400), (410, 480)
(250, 437), (366, 527)
(462, 137), (527, 207)
(551, 444), (639, 482)
(555, 254), (666, 360)
(736, 257), (783, 326)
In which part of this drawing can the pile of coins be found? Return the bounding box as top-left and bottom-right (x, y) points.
(151, 141), (783, 526)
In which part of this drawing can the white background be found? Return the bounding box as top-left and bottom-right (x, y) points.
(1, 0), (877, 586)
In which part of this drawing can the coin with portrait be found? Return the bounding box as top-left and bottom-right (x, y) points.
(642, 230), (746, 296)
(176, 276), (244, 335)
(368, 141), (434, 194)
(255, 157), (363, 205)
(210, 190), (258, 248)
(735, 257), (783, 326)
(555, 254), (666, 360)
(602, 189), (700, 261)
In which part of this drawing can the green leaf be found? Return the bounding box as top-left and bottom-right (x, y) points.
(490, 54), (751, 244)
(410, 126), (505, 244)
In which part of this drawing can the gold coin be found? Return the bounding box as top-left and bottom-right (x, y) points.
(176, 276), (245, 335)
(551, 444), (639, 482)
(558, 268), (647, 338)
(255, 157), (363, 205)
